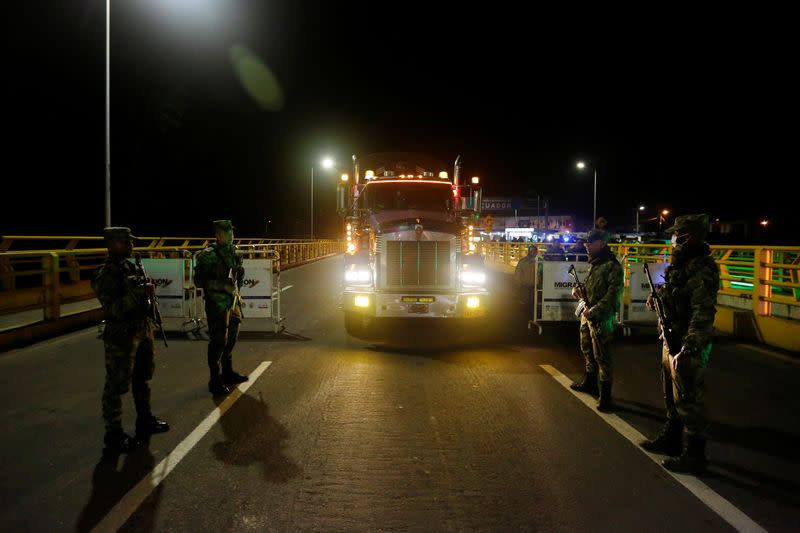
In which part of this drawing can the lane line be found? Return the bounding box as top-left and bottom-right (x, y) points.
(91, 361), (273, 533)
(274, 284), (293, 296)
(540, 364), (767, 533)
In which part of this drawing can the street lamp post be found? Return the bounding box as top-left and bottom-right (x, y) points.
(105, 0), (111, 226)
(576, 161), (597, 224)
(635, 205), (645, 233)
(659, 209), (670, 233)
(311, 157), (334, 239)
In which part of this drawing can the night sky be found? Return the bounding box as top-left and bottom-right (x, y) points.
(5, 2), (795, 242)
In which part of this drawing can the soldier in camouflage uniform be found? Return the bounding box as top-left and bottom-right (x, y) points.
(195, 220), (249, 396)
(91, 227), (169, 452)
(570, 228), (624, 412)
(640, 214), (719, 475)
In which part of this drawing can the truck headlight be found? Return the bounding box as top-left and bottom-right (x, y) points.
(461, 271), (486, 286)
(345, 268), (372, 284)
(466, 296), (480, 309)
(354, 295), (370, 308)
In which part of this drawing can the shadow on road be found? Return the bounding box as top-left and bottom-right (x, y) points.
(212, 392), (301, 484)
(76, 439), (162, 533)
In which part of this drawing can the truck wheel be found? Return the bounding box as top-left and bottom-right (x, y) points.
(344, 312), (369, 339)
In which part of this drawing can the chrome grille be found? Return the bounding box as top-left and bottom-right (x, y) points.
(385, 241), (451, 288)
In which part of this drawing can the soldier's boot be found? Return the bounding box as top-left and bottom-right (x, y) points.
(221, 357), (248, 385)
(104, 429), (138, 453)
(639, 419), (684, 456)
(135, 415), (170, 437)
(596, 380), (614, 412)
(663, 435), (707, 475)
(208, 366), (231, 397)
(132, 382), (169, 437)
(570, 370), (599, 395)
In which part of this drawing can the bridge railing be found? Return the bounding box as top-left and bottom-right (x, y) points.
(0, 237), (345, 324)
(480, 242), (800, 351)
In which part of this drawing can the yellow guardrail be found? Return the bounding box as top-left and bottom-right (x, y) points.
(481, 242), (800, 352)
(0, 237), (345, 324)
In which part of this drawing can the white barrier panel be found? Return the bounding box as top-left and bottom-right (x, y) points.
(626, 262), (669, 324)
(538, 261), (589, 322)
(140, 258), (185, 318)
(240, 258), (273, 318)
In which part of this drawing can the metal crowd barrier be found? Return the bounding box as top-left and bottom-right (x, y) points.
(0, 237), (344, 329)
(480, 242), (800, 351)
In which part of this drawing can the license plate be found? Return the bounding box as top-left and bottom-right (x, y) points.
(464, 308), (483, 318)
(402, 296), (435, 303)
(408, 303), (429, 314)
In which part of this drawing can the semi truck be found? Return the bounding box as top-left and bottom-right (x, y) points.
(337, 152), (489, 338)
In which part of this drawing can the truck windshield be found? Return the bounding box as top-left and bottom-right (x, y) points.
(361, 182), (453, 212)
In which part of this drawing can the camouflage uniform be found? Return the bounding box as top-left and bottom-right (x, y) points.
(570, 229), (623, 410)
(641, 214), (719, 475)
(659, 217), (719, 438)
(578, 234), (624, 383)
(91, 227), (167, 448)
(195, 220), (245, 392)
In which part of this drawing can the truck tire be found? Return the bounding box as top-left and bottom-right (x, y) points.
(344, 311), (369, 339)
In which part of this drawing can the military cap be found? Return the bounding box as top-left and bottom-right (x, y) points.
(665, 214), (709, 237)
(586, 229), (610, 243)
(212, 220), (235, 231)
(102, 227), (137, 241)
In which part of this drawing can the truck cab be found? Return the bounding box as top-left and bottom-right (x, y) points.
(338, 153), (488, 338)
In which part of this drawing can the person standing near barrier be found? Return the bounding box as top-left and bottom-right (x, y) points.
(570, 228), (624, 411)
(640, 214), (719, 475)
(195, 220), (248, 396)
(92, 227), (170, 452)
(514, 244), (538, 312)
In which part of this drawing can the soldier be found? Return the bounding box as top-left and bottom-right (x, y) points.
(91, 227), (169, 452)
(640, 214), (719, 475)
(195, 220), (249, 396)
(570, 228), (624, 411)
(514, 244), (538, 310)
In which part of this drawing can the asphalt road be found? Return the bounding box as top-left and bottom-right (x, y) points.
(0, 255), (798, 532)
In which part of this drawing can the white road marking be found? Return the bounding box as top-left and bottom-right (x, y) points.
(91, 361), (273, 533)
(540, 364), (767, 533)
(273, 284), (293, 297)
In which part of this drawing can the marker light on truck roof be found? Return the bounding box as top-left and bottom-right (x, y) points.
(439, 171), (448, 179)
(365, 170), (375, 179)
(471, 176), (480, 184)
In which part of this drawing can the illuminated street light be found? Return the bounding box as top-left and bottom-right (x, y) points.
(311, 157), (336, 239)
(659, 209), (671, 233)
(635, 205), (646, 233)
(575, 161), (597, 224)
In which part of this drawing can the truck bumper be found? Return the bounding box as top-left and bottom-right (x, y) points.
(342, 290), (489, 318)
